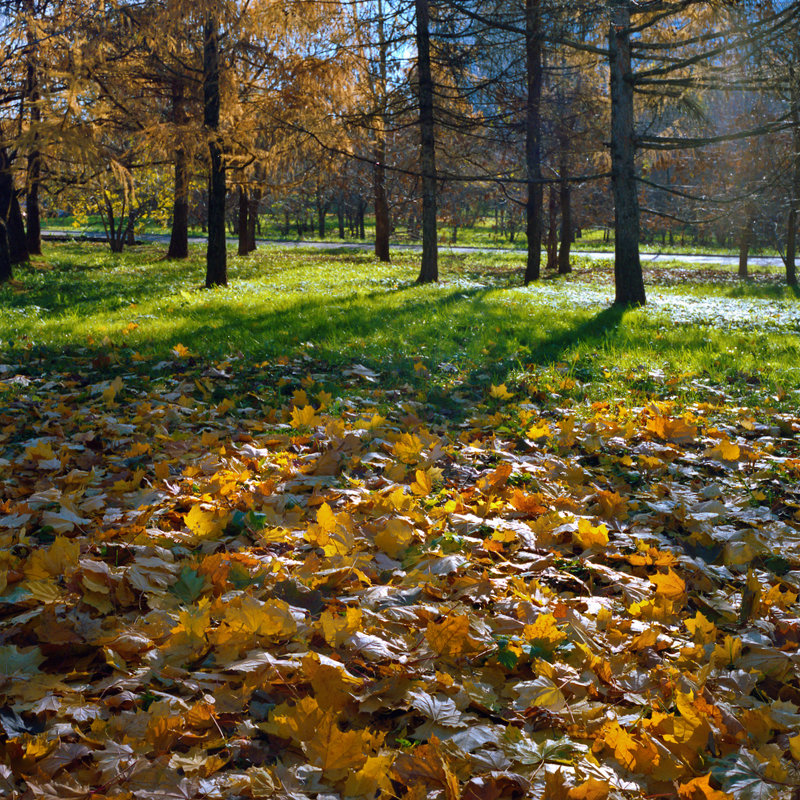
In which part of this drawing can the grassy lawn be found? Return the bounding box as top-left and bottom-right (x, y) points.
(1, 243), (800, 798)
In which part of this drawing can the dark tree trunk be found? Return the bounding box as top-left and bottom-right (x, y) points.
(317, 194), (327, 239)
(25, 24), (42, 256)
(238, 186), (249, 255)
(415, 0), (438, 283)
(558, 182), (572, 274)
(358, 198), (366, 239)
(247, 188), (259, 253)
(738, 214), (751, 278)
(167, 147), (189, 259)
(204, 15), (227, 287)
(608, 0), (645, 306)
(337, 194), (345, 239)
(546, 186), (558, 271)
(0, 150), (14, 282)
(8, 192), (29, 264)
(523, 0), (543, 285)
(374, 153), (391, 261)
(787, 52), (799, 287)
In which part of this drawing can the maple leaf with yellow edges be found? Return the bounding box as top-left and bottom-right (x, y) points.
(172, 343), (191, 358)
(393, 433), (425, 464)
(375, 518), (414, 558)
(677, 774), (733, 800)
(649, 568), (686, 600)
(490, 383), (514, 400)
(290, 404), (319, 428)
(426, 614), (472, 657)
(523, 613), (568, 650)
(704, 438), (741, 462)
(573, 518), (609, 549)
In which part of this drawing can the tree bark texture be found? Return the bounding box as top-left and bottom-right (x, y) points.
(374, 0), (391, 263)
(168, 147), (189, 259)
(204, 15), (227, 287)
(415, 0), (438, 283)
(558, 183), (572, 274)
(523, 0), (543, 285)
(546, 187), (558, 271)
(0, 150), (13, 282)
(608, 0), (645, 306)
(787, 49), (799, 287)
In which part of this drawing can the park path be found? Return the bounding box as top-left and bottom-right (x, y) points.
(40, 229), (787, 269)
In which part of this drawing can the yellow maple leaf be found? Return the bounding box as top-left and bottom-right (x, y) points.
(291, 389), (309, 407)
(265, 695), (324, 744)
(224, 596), (297, 639)
(303, 713), (371, 780)
(393, 433), (425, 464)
(410, 468), (433, 496)
(527, 421), (551, 440)
(490, 383), (514, 400)
(24, 440), (56, 461)
(568, 777), (610, 800)
(172, 343), (191, 358)
(185, 505), (227, 538)
(573, 518), (609, 549)
(426, 614), (472, 657)
(317, 390), (332, 409)
(524, 613), (568, 648)
(375, 518), (414, 558)
(316, 502), (337, 533)
(677, 774), (733, 800)
(789, 733), (800, 761)
(704, 439), (741, 462)
(685, 611), (717, 645)
(344, 754), (395, 797)
(646, 415), (697, 443)
(291, 404), (319, 428)
(712, 634), (742, 667)
(650, 569), (686, 600)
(320, 608), (362, 647)
(173, 598), (212, 640)
(102, 375), (124, 405)
(24, 536), (80, 579)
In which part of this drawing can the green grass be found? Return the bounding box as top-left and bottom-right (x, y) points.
(3, 242), (799, 410)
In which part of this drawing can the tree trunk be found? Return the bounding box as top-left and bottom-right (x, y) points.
(374, 0), (391, 263)
(247, 188), (259, 253)
(374, 153), (391, 261)
(608, 0), (645, 306)
(358, 198), (366, 239)
(738, 214), (751, 278)
(415, 0), (438, 283)
(238, 186), (249, 255)
(523, 0), (543, 285)
(168, 147), (189, 259)
(546, 186), (558, 270)
(787, 50), (799, 287)
(0, 150), (14, 282)
(558, 182), (572, 274)
(337, 194), (345, 239)
(204, 15), (227, 287)
(317, 193), (327, 239)
(8, 192), (29, 264)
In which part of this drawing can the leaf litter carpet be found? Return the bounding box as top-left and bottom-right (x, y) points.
(1, 351), (799, 800)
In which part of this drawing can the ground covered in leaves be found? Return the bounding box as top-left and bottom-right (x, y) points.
(1, 245), (800, 800)
(1, 349), (800, 800)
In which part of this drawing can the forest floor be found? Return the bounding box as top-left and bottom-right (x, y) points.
(0, 243), (799, 799)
